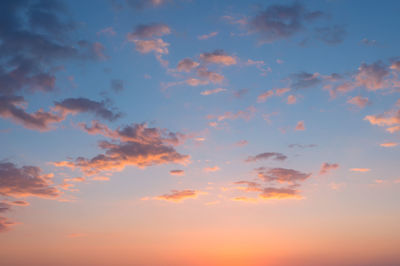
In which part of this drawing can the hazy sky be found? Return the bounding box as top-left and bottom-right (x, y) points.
(1, 0), (400, 265)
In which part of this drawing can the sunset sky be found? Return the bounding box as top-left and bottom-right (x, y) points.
(1, 0), (400, 265)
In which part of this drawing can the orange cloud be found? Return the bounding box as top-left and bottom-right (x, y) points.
(259, 187), (302, 200)
(201, 88), (227, 96)
(156, 189), (204, 202)
(169, 170), (185, 176)
(0, 216), (16, 233)
(199, 50), (237, 66)
(347, 96), (369, 108)
(287, 94), (297, 104)
(380, 142), (398, 147)
(204, 166), (220, 173)
(295, 120), (305, 131)
(350, 168), (370, 172)
(257, 90), (274, 103)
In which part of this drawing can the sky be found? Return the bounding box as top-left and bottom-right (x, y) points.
(0, 0), (400, 265)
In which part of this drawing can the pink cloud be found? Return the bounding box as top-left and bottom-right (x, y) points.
(295, 121), (305, 131)
(319, 162), (339, 175)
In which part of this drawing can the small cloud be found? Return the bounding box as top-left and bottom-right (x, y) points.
(204, 166), (220, 173)
(350, 168), (370, 172)
(380, 142), (398, 147)
(169, 170), (185, 176)
(156, 189), (205, 202)
(97, 27), (116, 36)
(198, 31), (218, 40)
(245, 152), (287, 162)
(287, 94), (297, 104)
(347, 96), (369, 108)
(295, 121), (305, 131)
(235, 140), (248, 147)
(67, 233), (87, 238)
(257, 90), (274, 103)
(319, 162), (339, 175)
(200, 88), (227, 96)
(199, 50), (236, 66)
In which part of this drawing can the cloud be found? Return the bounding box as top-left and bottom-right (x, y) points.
(198, 32), (218, 40)
(295, 121), (305, 131)
(56, 123), (189, 175)
(290, 72), (321, 89)
(347, 96), (369, 108)
(208, 106), (256, 122)
(319, 162), (339, 175)
(287, 94), (297, 104)
(0, 162), (59, 198)
(200, 88), (227, 96)
(53, 97), (121, 122)
(260, 187), (302, 199)
(127, 23), (171, 40)
(132, 39), (169, 54)
(355, 61), (390, 91)
(177, 58), (200, 72)
(111, 79), (124, 93)
(126, 0), (169, 9)
(234, 181), (262, 192)
(0, 95), (64, 131)
(245, 152), (287, 162)
(199, 50), (237, 66)
(169, 169), (185, 176)
(257, 90), (274, 103)
(315, 25), (347, 44)
(350, 168), (370, 172)
(380, 142), (398, 147)
(256, 167), (311, 184)
(196, 67), (224, 83)
(0, 216), (15, 233)
(235, 140), (248, 146)
(156, 189), (203, 202)
(249, 2), (325, 43)
(364, 109), (400, 133)
(204, 166), (220, 173)
(97, 27), (116, 36)
(288, 144), (317, 149)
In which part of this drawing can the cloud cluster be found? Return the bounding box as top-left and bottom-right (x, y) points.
(56, 122), (189, 175)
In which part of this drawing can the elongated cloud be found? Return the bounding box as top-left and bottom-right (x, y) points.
(364, 109), (400, 133)
(169, 170), (185, 176)
(256, 167), (311, 184)
(257, 90), (274, 103)
(290, 72), (321, 89)
(126, 0), (169, 9)
(0, 162), (59, 198)
(245, 152), (287, 162)
(260, 187), (302, 199)
(132, 39), (169, 54)
(347, 96), (369, 108)
(319, 162), (339, 175)
(54, 98), (121, 122)
(199, 50), (236, 66)
(350, 168), (370, 172)
(0, 216), (15, 233)
(198, 32), (218, 40)
(380, 142), (398, 147)
(200, 88), (227, 96)
(156, 189), (203, 202)
(127, 23), (170, 40)
(204, 166), (220, 173)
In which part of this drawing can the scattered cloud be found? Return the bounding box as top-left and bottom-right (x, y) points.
(245, 152), (287, 162)
(177, 58), (200, 72)
(199, 50), (237, 66)
(156, 189), (204, 202)
(319, 162), (339, 175)
(200, 88), (227, 96)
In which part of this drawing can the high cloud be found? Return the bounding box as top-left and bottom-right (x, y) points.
(245, 152), (287, 162)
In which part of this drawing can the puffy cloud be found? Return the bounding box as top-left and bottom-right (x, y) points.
(355, 61), (390, 91)
(200, 88), (227, 96)
(249, 2), (325, 42)
(177, 58), (200, 72)
(315, 25), (347, 45)
(347, 96), (369, 108)
(256, 167), (311, 184)
(350, 168), (370, 172)
(295, 121), (305, 131)
(0, 162), (59, 198)
(319, 162), (339, 175)
(204, 166), (220, 173)
(257, 90), (274, 103)
(132, 39), (169, 54)
(380, 142), (398, 147)
(127, 23), (170, 40)
(245, 152), (287, 162)
(364, 109), (400, 133)
(156, 189), (203, 202)
(199, 50), (237, 66)
(196, 67), (224, 84)
(198, 32), (218, 40)
(56, 123), (189, 175)
(54, 97), (121, 122)
(169, 169), (185, 176)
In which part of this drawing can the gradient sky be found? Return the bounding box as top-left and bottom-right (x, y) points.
(1, 0), (400, 265)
